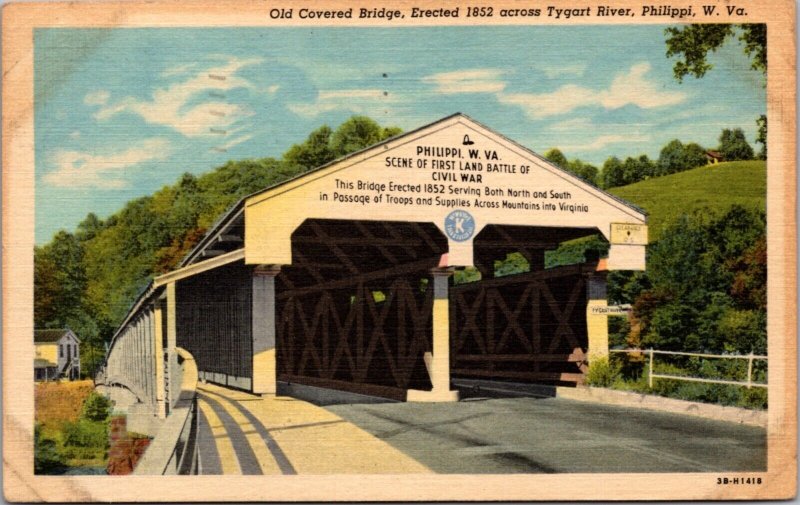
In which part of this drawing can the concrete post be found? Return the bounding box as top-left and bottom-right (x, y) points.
(586, 273), (609, 361)
(407, 268), (459, 402)
(252, 265), (281, 395)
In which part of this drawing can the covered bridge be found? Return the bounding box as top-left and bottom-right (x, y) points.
(101, 113), (647, 423)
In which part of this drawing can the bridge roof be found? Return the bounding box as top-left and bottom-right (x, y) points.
(242, 113), (647, 267)
(180, 113), (646, 268)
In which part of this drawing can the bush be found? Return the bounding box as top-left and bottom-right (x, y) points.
(81, 392), (112, 422)
(586, 357), (621, 387)
(63, 419), (108, 449)
(34, 424), (65, 474)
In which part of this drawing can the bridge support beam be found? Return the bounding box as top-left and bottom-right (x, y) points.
(252, 265), (281, 395)
(154, 300), (166, 419)
(586, 273), (609, 362)
(407, 268), (459, 402)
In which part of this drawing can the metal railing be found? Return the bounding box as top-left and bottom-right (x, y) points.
(134, 347), (200, 475)
(609, 348), (768, 389)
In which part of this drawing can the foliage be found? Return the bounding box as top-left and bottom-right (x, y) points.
(657, 139), (707, 176)
(285, 117), (401, 171)
(567, 159), (599, 185)
(756, 115), (767, 159)
(35, 424), (66, 474)
(665, 24), (766, 82)
(601, 153), (658, 188)
(60, 418), (109, 460)
(629, 205), (766, 355)
(718, 128), (755, 161)
(545, 235), (609, 268)
(586, 357), (621, 387)
(610, 357), (767, 409)
(34, 381), (111, 470)
(601, 156), (625, 189)
(544, 148), (599, 185)
(609, 160), (765, 242)
(608, 316), (631, 349)
(544, 148), (568, 169)
(81, 392), (112, 422)
(62, 419), (108, 449)
(283, 125), (335, 169)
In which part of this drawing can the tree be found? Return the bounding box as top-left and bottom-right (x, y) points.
(544, 149), (598, 186)
(601, 156), (626, 189)
(665, 24), (766, 82)
(283, 125), (335, 170)
(34, 231), (86, 328)
(629, 205), (766, 353)
(567, 159), (599, 186)
(718, 128), (754, 161)
(657, 139), (707, 175)
(330, 116), (391, 158)
(284, 117), (402, 169)
(544, 148), (568, 169)
(756, 115), (767, 159)
(620, 155), (655, 185)
(683, 143), (708, 169)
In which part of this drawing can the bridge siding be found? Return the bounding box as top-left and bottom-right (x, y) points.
(177, 261), (254, 386)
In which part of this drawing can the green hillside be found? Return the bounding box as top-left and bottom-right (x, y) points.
(609, 160), (766, 242)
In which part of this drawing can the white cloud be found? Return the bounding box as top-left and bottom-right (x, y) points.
(84, 90), (110, 106)
(499, 63), (686, 118)
(542, 63), (586, 79)
(560, 133), (651, 152)
(92, 56), (263, 137)
(69, 131), (81, 140)
(499, 84), (597, 118)
(161, 62), (198, 78)
(267, 84), (280, 94)
(423, 69), (506, 94)
(600, 63), (685, 109)
(212, 134), (254, 152)
(548, 117), (594, 131)
(44, 138), (172, 189)
(288, 88), (397, 118)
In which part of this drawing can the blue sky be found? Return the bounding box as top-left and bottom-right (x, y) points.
(34, 26), (765, 244)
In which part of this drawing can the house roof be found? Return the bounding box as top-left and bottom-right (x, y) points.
(34, 358), (57, 368)
(34, 329), (79, 344)
(706, 150), (723, 159)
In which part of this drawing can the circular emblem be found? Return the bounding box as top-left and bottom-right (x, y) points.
(444, 209), (476, 242)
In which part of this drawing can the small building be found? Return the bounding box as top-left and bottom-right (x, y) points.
(706, 150), (724, 165)
(34, 329), (81, 381)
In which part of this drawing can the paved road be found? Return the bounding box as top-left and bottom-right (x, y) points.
(327, 396), (766, 473)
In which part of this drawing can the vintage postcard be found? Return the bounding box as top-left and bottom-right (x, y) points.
(2, 0), (796, 501)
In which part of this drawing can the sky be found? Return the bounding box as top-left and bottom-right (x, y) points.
(34, 26), (766, 244)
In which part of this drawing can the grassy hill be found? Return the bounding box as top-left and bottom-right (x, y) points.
(609, 160), (766, 242)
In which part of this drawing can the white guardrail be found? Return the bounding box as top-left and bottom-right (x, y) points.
(609, 349), (768, 389)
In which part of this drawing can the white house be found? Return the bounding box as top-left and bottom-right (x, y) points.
(34, 329), (81, 381)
